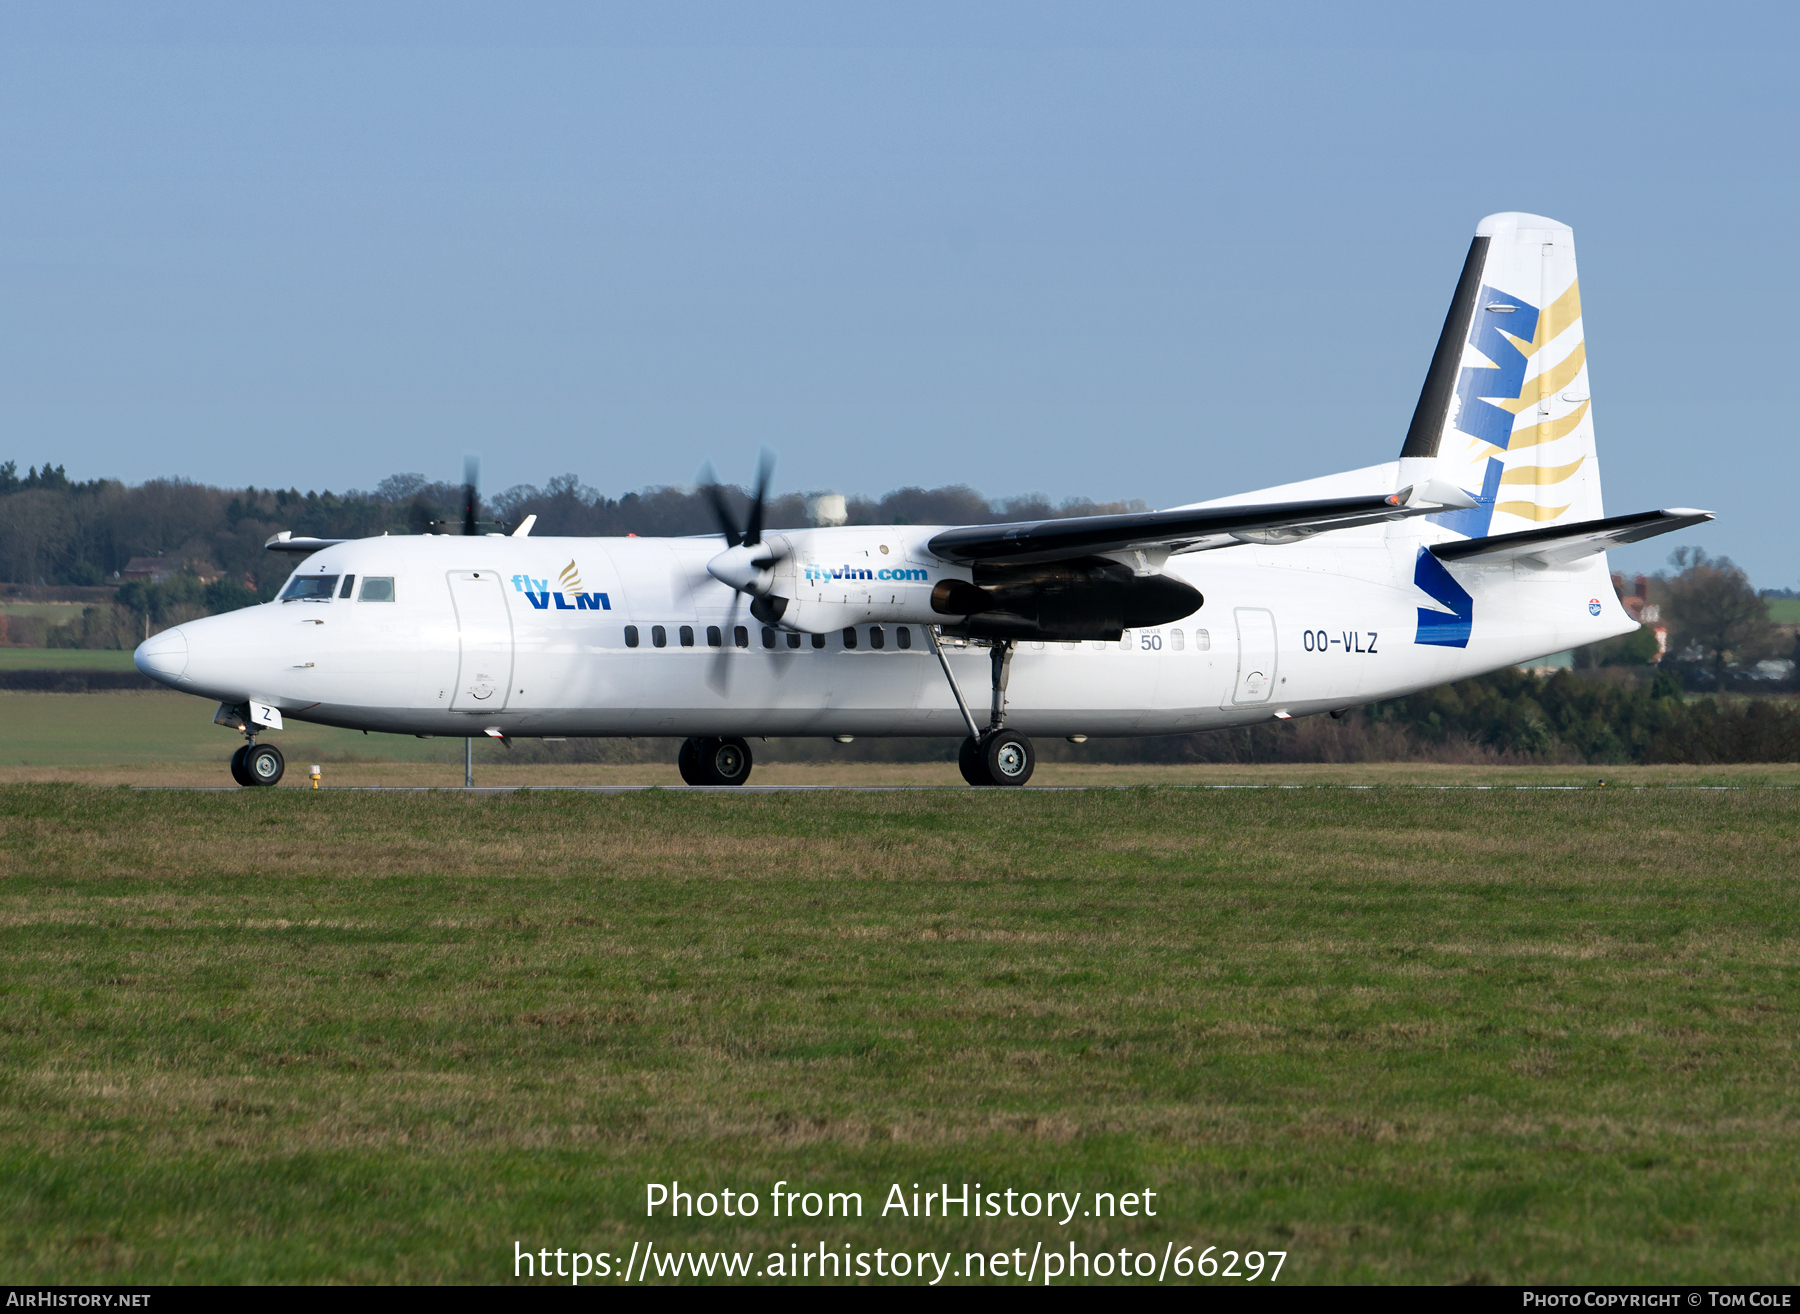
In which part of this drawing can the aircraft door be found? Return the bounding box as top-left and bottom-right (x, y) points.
(1228, 607), (1278, 705)
(448, 571), (514, 711)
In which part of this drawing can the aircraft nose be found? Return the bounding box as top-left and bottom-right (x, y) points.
(134, 626), (189, 684)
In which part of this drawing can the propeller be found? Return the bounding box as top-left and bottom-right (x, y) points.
(462, 455), (480, 536)
(701, 451), (789, 694)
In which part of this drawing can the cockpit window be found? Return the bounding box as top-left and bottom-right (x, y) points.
(359, 577), (395, 602)
(281, 575), (339, 601)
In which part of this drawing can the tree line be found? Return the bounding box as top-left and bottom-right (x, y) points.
(0, 460), (1142, 594)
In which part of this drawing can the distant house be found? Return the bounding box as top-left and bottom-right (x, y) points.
(122, 557), (175, 583)
(121, 557), (222, 585)
(1610, 571), (1668, 655)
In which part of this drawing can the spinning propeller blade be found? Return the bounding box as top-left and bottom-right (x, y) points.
(462, 456), (480, 537)
(707, 592), (742, 695)
(701, 449), (786, 694)
(744, 448), (774, 548)
(700, 449), (782, 552)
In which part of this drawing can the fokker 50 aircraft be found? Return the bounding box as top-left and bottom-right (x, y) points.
(135, 213), (1709, 787)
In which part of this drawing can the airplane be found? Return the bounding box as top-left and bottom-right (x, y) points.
(133, 212), (1710, 788)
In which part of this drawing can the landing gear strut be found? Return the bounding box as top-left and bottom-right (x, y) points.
(679, 736), (754, 786)
(927, 630), (1035, 787)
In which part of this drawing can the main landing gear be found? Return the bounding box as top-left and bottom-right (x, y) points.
(229, 740), (285, 788)
(678, 735), (754, 786)
(929, 631), (1036, 787)
(958, 727), (1036, 787)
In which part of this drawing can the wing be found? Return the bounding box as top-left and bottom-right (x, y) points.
(1429, 508), (1714, 569)
(925, 485), (1468, 566)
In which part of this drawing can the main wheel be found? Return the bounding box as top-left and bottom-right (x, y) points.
(244, 742), (285, 787)
(958, 735), (990, 786)
(981, 730), (1035, 787)
(229, 744), (253, 787)
(677, 737), (705, 785)
(697, 736), (753, 786)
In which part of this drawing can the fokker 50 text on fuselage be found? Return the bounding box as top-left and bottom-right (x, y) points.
(134, 213), (1710, 787)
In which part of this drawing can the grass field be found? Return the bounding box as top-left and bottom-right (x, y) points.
(1766, 598), (1800, 625)
(0, 648), (139, 671)
(0, 603), (88, 626)
(1, 783), (1796, 1285)
(1, 690), (457, 768)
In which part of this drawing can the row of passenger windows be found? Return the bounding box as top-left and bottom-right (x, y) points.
(624, 624), (917, 650)
(1023, 628), (1210, 651)
(620, 625), (1211, 651)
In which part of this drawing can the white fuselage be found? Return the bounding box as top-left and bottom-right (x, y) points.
(134, 523), (1634, 741)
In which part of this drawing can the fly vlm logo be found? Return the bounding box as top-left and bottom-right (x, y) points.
(1434, 275), (1588, 538)
(512, 560), (611, 611)
(1431, 286), (1542, 542)
(804, 564), (930, 584)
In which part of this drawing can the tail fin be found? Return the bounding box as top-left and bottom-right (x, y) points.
(1400, 212), (1601, 538)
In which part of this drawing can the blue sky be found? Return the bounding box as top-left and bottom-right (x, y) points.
(3, 2), (1796, 585)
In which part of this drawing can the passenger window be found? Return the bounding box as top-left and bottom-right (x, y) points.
(625, 625), (640, 648)
(761, 626), (776, 649)
(734, 625), (749, 648)
(1031, 641), (1044, 650)
(788, 632), (802, 650)
(811, 633), (826, 649)
(1119, 630), (1133, 650)
(842, 627), (858, 650)
(1193, 628), (1211, 651)
(338, 574), (356, 599)
(280, 575), (338, 602)
(897, 627), (911, 649)
(359, 577), (395, 602)
(869, 626), (885, 650)
(706, 625), (722, 648)
(680, 625), (695, 648)
(652, 625), (667, 648)
(1170, 628), (1185, 651)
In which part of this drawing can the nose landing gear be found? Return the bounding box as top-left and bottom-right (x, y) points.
(229, 738), (285, 787)
(678, 735), (754, 786)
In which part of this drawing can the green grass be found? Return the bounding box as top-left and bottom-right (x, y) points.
(0, 648), (140, 671)
(0, 603), (89, 628)
(0, 690), (453, 765)
(1, 785), (1796, 1284)
(1767, 598), (1800, 625)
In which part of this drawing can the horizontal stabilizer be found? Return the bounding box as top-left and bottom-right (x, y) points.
(927, 486), (1464, 566)
(1429, 508), (1713, 568)
(265, 531), (350, 554)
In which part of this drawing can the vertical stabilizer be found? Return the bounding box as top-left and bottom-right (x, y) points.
(1400, 213), (1603, 538)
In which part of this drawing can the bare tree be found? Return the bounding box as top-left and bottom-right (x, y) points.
(1662, 547), (1775, 682)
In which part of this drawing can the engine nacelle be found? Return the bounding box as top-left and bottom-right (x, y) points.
(750, 529), (1204, 642)
(758, 529), (969, 633)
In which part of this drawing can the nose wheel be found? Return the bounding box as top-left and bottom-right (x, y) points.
(678, 736), (754, 786)
(229, 741), (285, 787)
